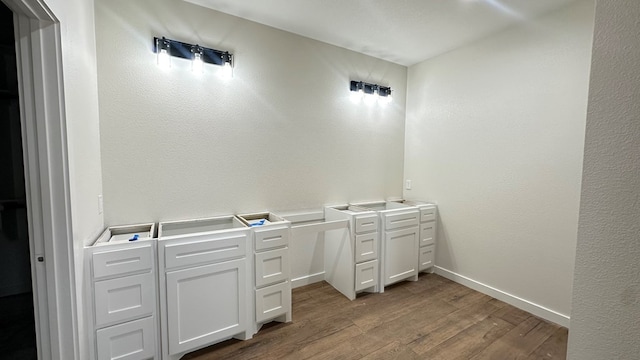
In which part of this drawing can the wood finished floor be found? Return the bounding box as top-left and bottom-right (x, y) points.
(183, 274), (568, 360)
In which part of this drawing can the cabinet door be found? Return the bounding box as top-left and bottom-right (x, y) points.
(255, 247), (289, 288)
(419, 244), (434, 271)
(355, 232), (377, 263)
(384, 227), (419, 286)
(96, 316), (155, 360)
(419, 222), (436, 247)
(165, 258), (246, 356)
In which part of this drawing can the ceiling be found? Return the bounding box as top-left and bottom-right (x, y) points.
(184, 0), (578, 66)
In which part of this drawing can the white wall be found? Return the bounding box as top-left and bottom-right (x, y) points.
(403, 0), (594, 324)
(40, 0), (104, 358)
(567, 0), (640, 358)
(94, 0), (407, 226)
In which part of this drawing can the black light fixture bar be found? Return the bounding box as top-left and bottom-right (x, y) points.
(350, 80), (392, 97)
(153, 36), (232, 66)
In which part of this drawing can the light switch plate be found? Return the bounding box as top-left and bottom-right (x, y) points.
(405, 180), (412, 190)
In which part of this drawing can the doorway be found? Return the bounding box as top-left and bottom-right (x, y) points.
(0, 2), (36, 359)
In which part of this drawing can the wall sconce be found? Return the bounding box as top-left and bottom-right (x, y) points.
(153, 36), (233, 77)
(350, 80), (392, 105)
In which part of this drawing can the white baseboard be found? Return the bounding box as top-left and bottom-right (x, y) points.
(434, 266), (570, 328)
(291, 272), (325, 289)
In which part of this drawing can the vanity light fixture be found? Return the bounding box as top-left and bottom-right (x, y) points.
(153, 36), (234, 76)
(350, 80), (392, 105)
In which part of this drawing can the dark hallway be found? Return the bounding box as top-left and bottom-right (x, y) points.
(0, 3), (37, 359)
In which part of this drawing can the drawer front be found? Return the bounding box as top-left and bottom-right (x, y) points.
(420, 222), (436, 247)
(420, 206), (438, 223)
(94, 272), (155, 328)
(355, 260), (378, 291)
(254, 226), (289, 251)
(355, 232), (378, 263)
(92, 244), (153, 280)
(354, 215), (378, 234)
(384, 210), (419, 231)
(419, 244), (435, 271)
(255, 281), (291, 323)
(255, 247), (290, 288)
(96, 316), (155, 360)
(163, 232), (247, 270)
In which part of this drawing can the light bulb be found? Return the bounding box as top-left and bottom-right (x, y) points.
(350, 89), (364, 103)
(363, 92), (376, 105)
(192, 52), (203, 73)
(158, 49), (171, 68)
(219, 61), (233, 80)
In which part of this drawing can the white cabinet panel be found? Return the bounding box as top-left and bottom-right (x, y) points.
(166, 258), (246, 356)
(92, 245), (153, 280)
(419, 245), (435, 271)
(420, 222), (436, 247)
(354, 215), (378, 234)
(95, 316), (155, 360)
(254, 226), (289, 251)
(255, 281), (291, 323)
(420, 207), (438, 223)
(384, 211), (419, 231)
(384, 227), (419, 286)
(94, 272), (154, 328)
(355, 232), (377, 263)
(255, 247), (289, 288)
(355, 260), (378, 291)
(163, 232), (246, 270)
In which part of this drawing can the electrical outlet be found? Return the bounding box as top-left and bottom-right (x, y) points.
(98, 195), (103, 214)
(405, 179), (412, 190)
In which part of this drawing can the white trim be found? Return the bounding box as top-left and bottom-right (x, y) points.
(6, 0), (79, 359)
(434, 266), (570, 328)
(291, 272), (325, 289)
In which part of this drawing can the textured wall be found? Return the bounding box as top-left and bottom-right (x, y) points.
(567, 0), (640, 358)
(404, 0), (594, 320)
(94, 0), (407, 225)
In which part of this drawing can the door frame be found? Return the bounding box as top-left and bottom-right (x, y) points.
(2, 0), (78, 359)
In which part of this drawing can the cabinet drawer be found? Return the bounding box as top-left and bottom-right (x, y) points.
(163, 232), (247, 269)
(92, 244), (153, 280)
(255, 247), (290, 288)
(255, 281), (291, 323)
(420, 222), (436, 247)
(254, 226), (289, 251)
(385, 210), (419, 230)
(355, 232), (378, 263)
(94, 272), (155, 328)
(419, 244), (435, 271)
(355, 260), (378, 291)
(420, 206), (438, 223)
(95, 316), (155, 360)
(354, 215), (378, 234)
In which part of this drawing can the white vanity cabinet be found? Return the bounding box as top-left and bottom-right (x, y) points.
(401, 200), (438, 272)
(237, 212), (292, 332)
(84, 223), (159, 360)
(157, 216), (251, 360)
(352, 201), (420, 290)
(323, 205), (380, 300)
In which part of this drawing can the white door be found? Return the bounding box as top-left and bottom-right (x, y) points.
(165, 258), (246, 355)
(384, 227), (419, 286)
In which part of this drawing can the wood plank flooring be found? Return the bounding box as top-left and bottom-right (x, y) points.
(182, 274), (568, 360)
